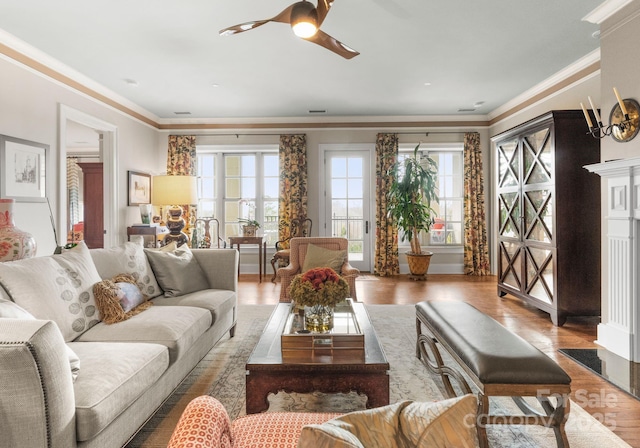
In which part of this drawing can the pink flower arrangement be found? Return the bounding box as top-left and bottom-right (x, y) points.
(289, 267), (350, 308)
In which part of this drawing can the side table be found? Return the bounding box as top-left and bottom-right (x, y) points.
(127, 226), (162, 248)
(229, 236), (267, 282)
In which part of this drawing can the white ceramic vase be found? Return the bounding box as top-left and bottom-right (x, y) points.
(0, 198), (37, 261)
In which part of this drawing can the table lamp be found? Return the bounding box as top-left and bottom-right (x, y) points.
(151, 175), (198, 247)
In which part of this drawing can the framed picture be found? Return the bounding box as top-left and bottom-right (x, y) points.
(128, 171), (151, 205)
(0, 135), (48, 202)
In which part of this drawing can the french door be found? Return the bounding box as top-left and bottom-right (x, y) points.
(322, 146), (372, 272)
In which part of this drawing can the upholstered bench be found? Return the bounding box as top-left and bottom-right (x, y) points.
(415, 300), (572, 448)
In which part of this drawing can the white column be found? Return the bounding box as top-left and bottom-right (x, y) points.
(585, 157), (640, 362)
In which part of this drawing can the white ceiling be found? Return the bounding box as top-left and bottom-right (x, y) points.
(0, 0), (603, 121)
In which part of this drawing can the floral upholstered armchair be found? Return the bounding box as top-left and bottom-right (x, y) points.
(277, 237), (359, 302)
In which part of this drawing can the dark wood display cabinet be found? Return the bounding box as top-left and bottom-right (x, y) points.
(493, 110), (601, 326)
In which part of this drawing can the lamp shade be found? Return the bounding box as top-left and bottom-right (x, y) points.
(151, 175), (198, 206)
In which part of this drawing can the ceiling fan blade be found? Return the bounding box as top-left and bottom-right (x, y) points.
(219, 4), (295, 36)
(305, 29), (359, 59)
(316, 0), (333, 26)
(219, 19), (270, 36)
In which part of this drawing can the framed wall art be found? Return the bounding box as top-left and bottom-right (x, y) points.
(128, 171), (151, 206)
(0, 135), (48, 202)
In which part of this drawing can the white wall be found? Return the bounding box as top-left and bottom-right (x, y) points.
(596, 1), (640, 322)
(0, 55), (162, 255)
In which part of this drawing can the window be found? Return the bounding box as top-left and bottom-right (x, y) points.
(397, 144), (463, 246)
(196, 146), (279, 245)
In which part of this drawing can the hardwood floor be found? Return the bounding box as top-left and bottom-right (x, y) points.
(239, 273), (640, 447)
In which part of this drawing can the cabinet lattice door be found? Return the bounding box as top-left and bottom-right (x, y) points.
(494, 111), (601, 326)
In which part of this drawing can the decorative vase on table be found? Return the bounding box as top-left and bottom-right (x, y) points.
(0, 198), (37, 262)
(289, 266), (350, 334)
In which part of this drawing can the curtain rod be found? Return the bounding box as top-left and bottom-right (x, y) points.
(396, 131), (469, 135)
(190, 131), (472, 138)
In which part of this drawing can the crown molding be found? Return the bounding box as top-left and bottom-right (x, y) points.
(583, 0), (634, 24)
(488, 50), (601, 126)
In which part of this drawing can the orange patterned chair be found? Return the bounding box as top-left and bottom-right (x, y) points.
(168, 395), (480, 448)
(167, 396), (339, 448)
(277, 237), (359, 302)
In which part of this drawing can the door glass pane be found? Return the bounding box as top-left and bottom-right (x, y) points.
(329, 156), (364, 261)
(526, 247), (554, 303)
(500, 242), (521, 290)
(499, 192), (520, 238)
(524, 128), (552, 185)
(498, 140), (519, 187)
(524, 189), (553, 243)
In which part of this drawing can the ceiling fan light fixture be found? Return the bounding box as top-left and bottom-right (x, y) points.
(291, 1), (318, 38)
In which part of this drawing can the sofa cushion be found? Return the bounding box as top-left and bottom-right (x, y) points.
(144, 242), (209, 297)
(232, 412), (340, 448)
(298, 395), (479, 448)
(151, 288), (236, 325)
(302, 244), (347, 273)
(90, 241), (162, 298)
(69, 341), (169, 442)
(0, 241), (102, 341)
(0, 298), (81, 381)
(75, 305), (211, 364)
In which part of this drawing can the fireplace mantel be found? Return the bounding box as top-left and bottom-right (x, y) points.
(585, 157), (640, 362)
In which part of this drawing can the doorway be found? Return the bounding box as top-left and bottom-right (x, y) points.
(58, 105), (117, 249)
(321, 145), (373, 272)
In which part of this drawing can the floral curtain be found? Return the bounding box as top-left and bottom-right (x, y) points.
(166, 135), (197, 230)
(278, 135), (308, 248)
(463, 132), (490, 275)
(374, 133), (399, 276)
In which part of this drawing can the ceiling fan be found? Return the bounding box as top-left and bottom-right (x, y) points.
(219, 0), (359, 59)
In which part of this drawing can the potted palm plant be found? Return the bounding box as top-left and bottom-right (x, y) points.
(387, 143), (438, 279)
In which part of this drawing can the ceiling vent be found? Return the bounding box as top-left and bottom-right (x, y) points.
(308, 109), (327, 114)
(174, 111), (192, 115)
(458, 108), (476, 112)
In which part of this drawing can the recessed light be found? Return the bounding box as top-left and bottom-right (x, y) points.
(212, 83), (220, 88)
(424, 82), (432, 86)
(123, 78), (138, 87)
(473, 101), (485, 108)
(592, 30), (601, 39)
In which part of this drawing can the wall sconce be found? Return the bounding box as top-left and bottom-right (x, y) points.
(581, 88), (640, 142)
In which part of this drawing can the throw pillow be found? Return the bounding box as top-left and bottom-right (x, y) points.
(144, 242), (210, 297)
(298, 395), (479, 448)
(302, 244), (347, 273)
(90, 241), (162, 298)
(0, 241), (102, 341)
(93, 273), (152, 324)
(0, 297), (81, 382)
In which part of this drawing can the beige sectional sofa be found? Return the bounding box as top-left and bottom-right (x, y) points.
(0, 241), (238, 448)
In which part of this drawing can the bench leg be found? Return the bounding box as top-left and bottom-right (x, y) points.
(416, 318), (473, 398)
(512, 395), (570, 448)
(477, 393), (490, 448)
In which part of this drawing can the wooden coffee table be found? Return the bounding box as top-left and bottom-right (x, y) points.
(245, 302), (390, 414)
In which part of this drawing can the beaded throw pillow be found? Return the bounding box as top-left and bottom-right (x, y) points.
(93, 273), (151, 324)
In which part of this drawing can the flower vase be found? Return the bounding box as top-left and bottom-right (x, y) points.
(0, 198), (37, 262)
(304, 304), (334, 333)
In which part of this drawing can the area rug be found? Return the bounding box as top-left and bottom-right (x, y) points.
(126, 305), (630, 448)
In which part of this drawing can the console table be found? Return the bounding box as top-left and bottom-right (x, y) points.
(229, 236), (267, 282)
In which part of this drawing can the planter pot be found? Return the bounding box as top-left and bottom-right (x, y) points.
(406, 251), (433, 281)
(242, 225), (257, 237)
